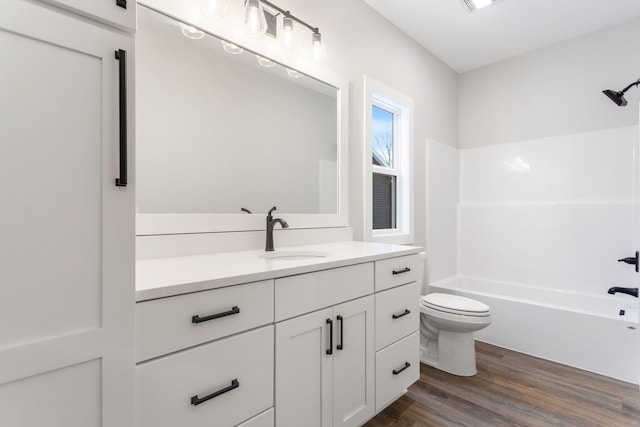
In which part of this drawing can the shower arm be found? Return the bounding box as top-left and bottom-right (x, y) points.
(619, 79), (640, 94)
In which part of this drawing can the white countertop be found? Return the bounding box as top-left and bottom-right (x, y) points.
(136, 241), (422, 302)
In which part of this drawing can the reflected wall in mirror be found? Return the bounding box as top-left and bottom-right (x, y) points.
(136, 5), (338, 217)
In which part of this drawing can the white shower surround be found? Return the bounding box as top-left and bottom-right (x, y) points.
(426, 125), (640, 382)
(429, 276), (640, 384)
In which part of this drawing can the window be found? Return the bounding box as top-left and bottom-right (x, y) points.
(364, 76), (414, 244)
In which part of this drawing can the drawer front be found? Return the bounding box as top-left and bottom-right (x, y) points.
(136, 280), (274, 362)
(237, 408), (274, 427)
(275, 263), (373, 321)
(136, 326), (274, 427)
(375, 281), (420, 351)
(375, 331), (419, 411)
(374, 254), (420, 292)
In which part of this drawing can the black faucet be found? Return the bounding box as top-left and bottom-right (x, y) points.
(265, 206), (289, 251)
(607, 287), (639, 298)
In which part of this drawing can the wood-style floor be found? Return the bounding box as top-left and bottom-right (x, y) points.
(365, 341), (640, 427)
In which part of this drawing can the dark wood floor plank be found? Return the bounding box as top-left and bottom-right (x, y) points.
(365, 342), (640, 427)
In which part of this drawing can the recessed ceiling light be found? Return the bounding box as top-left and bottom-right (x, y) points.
(461, 0), (495, 12)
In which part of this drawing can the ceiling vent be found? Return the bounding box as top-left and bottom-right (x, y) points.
(461, 0), (496, 12)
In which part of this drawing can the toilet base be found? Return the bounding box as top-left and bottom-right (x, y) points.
(419, 330), (477, 376)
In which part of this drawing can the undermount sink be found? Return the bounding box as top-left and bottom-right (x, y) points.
(259, 250), (331, 260)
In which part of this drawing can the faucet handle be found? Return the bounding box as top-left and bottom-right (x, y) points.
(617, 251), (639, 273)
(267, 206), (277, 217)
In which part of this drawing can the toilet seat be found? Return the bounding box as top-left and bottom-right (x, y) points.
(421, 293), (490, 317)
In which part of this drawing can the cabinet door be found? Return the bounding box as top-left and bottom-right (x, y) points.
(333, 296), (375, 427)
(275, 308), (333, 427)
(39, 0), (136, 31)
(0, 1), (134, 426)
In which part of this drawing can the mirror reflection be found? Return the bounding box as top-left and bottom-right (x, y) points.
(136, 5), (339, 215)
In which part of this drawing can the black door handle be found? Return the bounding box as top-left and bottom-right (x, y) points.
(115, 49), (128, 187)
(336, 315), (344, 351)
(116, 0), (127, 8)
(192, 306), (240, 324)
(392, 309), (411, 319)
(190, 379), (239, 406)
(326, 318), (333, 355)
(392, 267), (411, 275)
(393, 362), (411, 375)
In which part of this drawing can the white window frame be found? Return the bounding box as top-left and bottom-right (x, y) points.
(363, 76), (414, 244)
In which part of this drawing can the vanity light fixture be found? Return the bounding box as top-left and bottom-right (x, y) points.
(202, 0), (228, 20)
(180, 23), (205, 39)
(221, 40), (244, 54)
(461, 0), (496, 12)
(244, 0), (326, 62)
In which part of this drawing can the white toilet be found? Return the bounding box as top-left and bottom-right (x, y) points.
(419, 292), (491, 376)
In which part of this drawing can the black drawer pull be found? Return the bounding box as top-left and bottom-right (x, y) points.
(115, 49), (128, 187)
(392, 267), (411, 275)
(326, 318), (333, 355)
(192, 306), (240, 324)
(190, 379), (239, 406)
(392, 309), (411, 319)
(116, 0), (127, 8)
(393, 362), (411, 375)
(336, 315), (344, 351)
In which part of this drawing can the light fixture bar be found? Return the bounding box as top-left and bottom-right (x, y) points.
(259, 0), (319, 35)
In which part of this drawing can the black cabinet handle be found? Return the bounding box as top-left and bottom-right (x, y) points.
(326, 318), (333, 355)
(115, 49), (128, 187)
(392, 267), (411, 275)
(393, 362), (411, 375)
(392, 309), (411, 319)
(192, 306), (240, 324)
(116, 0), (127, 8)
(336, 315), (344, 351)
(190, 379), (239, 406)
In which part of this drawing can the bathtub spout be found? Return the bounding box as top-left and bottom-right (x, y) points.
(607, 287), (639, 298)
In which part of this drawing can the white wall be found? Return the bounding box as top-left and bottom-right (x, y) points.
(459, 18), (640, 149)
(296, 0), (459, 244)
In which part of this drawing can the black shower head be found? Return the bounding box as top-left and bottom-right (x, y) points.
(603, 78), (640, 106)
(602, 89), (627, 106)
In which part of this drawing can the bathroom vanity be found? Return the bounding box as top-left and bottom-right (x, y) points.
(135, 241), (422, 427)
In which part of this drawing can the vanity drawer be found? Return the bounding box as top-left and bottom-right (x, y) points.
(374, 254), (420, 292)
(136, 325), (274, 427)
(375, 281), (420, 351)
(237, 408), (274, 427)
(136, 280), (274, 362)
(375, 331), (419, 411)
(275, 263), (373, 321)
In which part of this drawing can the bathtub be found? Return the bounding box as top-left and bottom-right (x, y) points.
(427, 276), (640, 384)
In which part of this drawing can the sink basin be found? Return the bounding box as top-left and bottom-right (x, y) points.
(259, 250), (330, 260)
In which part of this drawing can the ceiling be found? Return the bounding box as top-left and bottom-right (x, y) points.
(362, 0), (640, 73)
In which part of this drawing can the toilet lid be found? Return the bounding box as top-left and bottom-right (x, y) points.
(421, 293), (490, 316)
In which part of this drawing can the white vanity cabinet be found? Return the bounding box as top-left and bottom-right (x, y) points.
(274, 262), (378, 427)
(275, 293), (375, 427)
(0, 1), (135, 426)
(135, 281), (276, 427)
(135, 243), (422, 427)
(372, 255), (421, 411)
